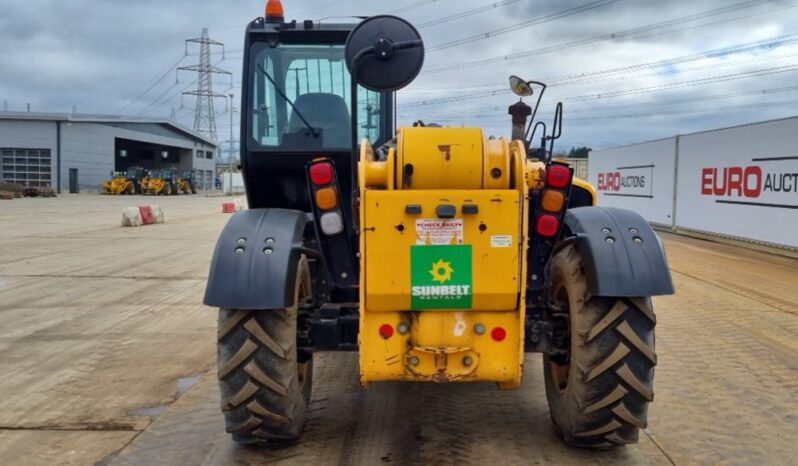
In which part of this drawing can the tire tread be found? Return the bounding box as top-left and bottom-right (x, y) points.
(216, 257), (312, 444)
(545, 245), (657, 449)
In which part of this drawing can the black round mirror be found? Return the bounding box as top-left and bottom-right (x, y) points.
(345, 15), (424, 92)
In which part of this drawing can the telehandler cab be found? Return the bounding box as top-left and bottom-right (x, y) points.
(205, 2), (674, 449)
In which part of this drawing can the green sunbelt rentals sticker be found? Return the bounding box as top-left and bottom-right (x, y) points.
(411, 244), (473, 309)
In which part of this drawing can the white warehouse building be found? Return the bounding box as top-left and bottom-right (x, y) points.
(0, 112), (220, 193)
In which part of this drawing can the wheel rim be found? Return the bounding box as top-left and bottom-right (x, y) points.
(549, 285), (571, 393)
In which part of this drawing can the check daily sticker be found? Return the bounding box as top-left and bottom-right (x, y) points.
(410, 244), (473, 309)
(415, 218), (464, 244)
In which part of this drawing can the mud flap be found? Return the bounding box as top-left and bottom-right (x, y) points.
(562, 207), (675, 297)
(203, 208), (314, 310)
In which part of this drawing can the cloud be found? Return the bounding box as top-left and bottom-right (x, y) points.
(0, 0), (796, 149)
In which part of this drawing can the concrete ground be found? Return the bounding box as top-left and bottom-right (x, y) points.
(0, 194), (795, 466)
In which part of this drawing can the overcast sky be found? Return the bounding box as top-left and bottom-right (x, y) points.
(1, 0), (797, 152)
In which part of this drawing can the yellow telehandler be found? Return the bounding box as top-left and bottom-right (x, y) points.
(204, 3), (674, 449)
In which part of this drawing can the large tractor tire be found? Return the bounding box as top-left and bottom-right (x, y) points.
(544, 245), (657, 449)
(217, 257), (313, 444)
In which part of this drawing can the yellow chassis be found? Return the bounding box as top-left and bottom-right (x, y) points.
(357, 127), (536, 388)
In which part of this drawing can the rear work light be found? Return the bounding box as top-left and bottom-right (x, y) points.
(536, 214), (559, 237)
(320, 212), (344, 235)
(310, 162), (334, 185)
(546, 164), (571, 189)
(315, 187), (338, 210)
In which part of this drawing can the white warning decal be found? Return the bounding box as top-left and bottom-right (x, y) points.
(490, 235), (512, 247)
(415, 218), (464, 245)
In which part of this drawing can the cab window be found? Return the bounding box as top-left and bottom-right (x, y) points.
(250, 43), (382, 150)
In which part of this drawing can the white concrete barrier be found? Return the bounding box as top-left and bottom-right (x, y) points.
(150, 205), (165, 224)
(122, 205), (165, 227)
(121, 207), (143, 227)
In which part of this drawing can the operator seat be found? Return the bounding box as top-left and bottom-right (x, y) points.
(287, 93), (351, 149)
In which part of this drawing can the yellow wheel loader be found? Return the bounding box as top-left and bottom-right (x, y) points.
(122, 166), (146, 194)
(103, 167), (145, 195)
(204, 4), (674, 449)
(102, 171), (129, 195)
(177, 170), (197, 194)
(144, 168), (178, 195)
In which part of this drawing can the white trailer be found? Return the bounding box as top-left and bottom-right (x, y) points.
(588, 138), (677, 227)
(588, 116), (798, 254)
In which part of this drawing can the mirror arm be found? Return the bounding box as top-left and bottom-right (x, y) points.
(350, 47), (376, 80)
(392, 39), (424, 51)
(547, 102), (563, 163)
(524, 81), (547, 141)
(349, 46), (377, 232)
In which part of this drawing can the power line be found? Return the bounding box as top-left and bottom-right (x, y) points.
(116, 54), (186, 114)
(403, 85), (798, 120)
(427, 0), (621, 52)
(401, 34), (798, 112)
(399, 65), (798, 118)
(422, 99), (798, 124)
(295, 0), (354, 16)
(424, 0), (790, 73)
(214, 1), (357, 31)
(567, 99), (798, 121)
(139, 55), (229, 117)
(388, 0), (449, 15)
(138, 78), (194, 116)
(416, 0), (521, 28)
(562, 64), (798, 102)
(405, 28), (798, 109)
(140, 71), (203, 116)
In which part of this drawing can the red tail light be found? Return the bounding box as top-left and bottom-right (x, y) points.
(310, 162), (333, 185)
(491, 327), (507, 342)
(379, 324), (394, 339)
(547, 164), (571, 189)
(536, 214), (559, 237)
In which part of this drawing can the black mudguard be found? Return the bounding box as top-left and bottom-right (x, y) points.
(204, 209), (313, 310)
(562, 206), (675, 297)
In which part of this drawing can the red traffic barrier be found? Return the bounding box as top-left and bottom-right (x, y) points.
(139, 205), (155, 225)
(222, 202), (236, 213)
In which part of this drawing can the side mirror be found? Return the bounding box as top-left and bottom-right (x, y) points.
(345, 15), (424, 92)
(509, 75), (534, 97)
